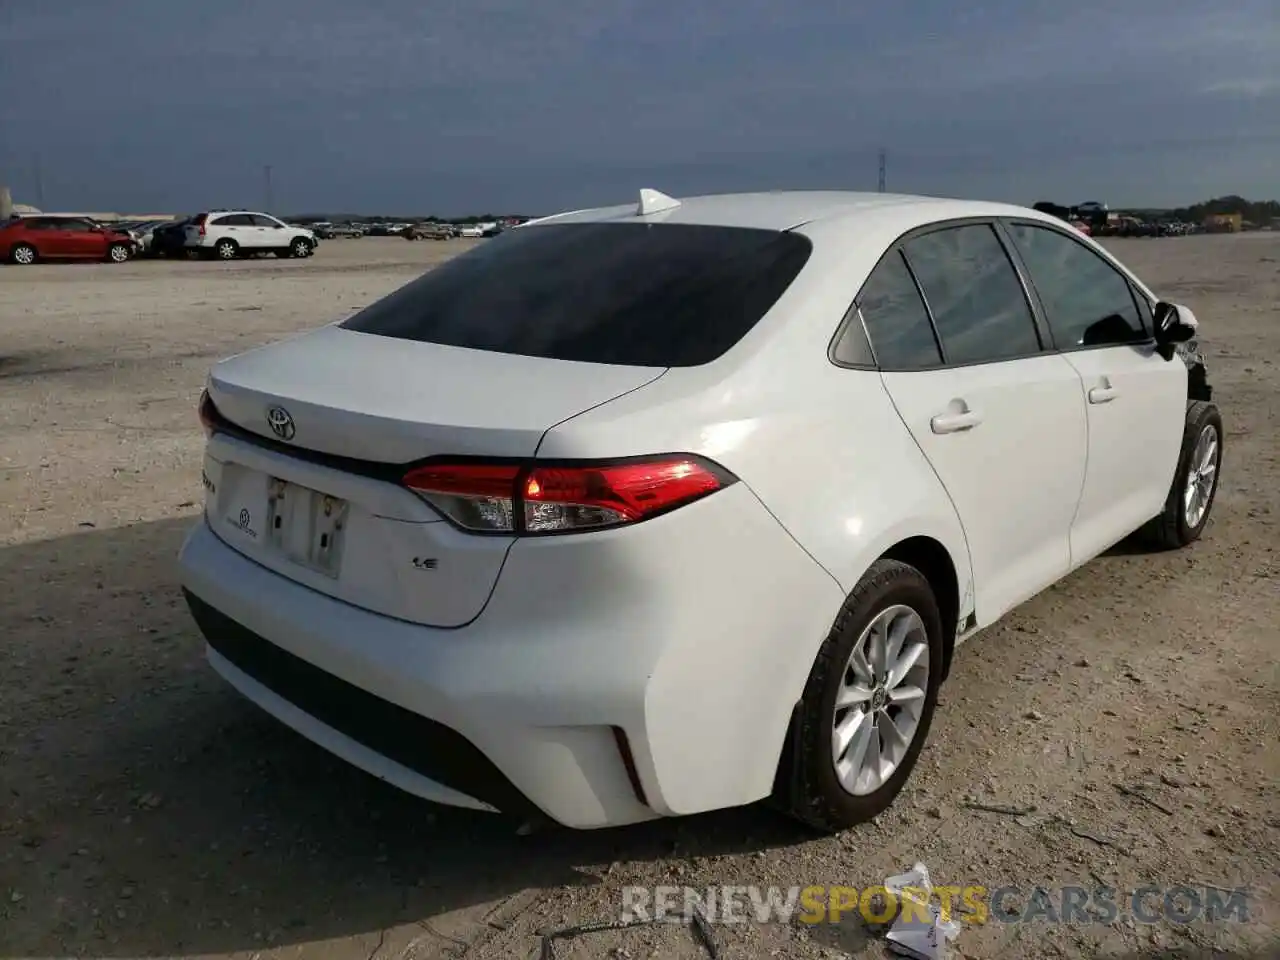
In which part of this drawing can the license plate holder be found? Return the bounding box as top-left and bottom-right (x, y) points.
(265, 478), (349, 578)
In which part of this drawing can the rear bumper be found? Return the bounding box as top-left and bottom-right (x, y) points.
(178, 481), (842, 828)
(185, 590), (539, 818)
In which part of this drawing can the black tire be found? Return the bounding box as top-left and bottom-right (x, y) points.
(214, 238), (239, 260)
(10, 243), (38, 265)
(107, 243), (131, 263)
(289, 237), (312, 258)
(778, 559), (944, 833)
(1139, 401), (1223, 550)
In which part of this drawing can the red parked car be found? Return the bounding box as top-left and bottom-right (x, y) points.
(1, 215), (136, 265)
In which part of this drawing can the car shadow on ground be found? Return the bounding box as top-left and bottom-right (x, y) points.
(0, 517), (813, 957)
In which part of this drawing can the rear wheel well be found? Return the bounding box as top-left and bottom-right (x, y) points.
(770, 535), (962, 810)
(880, 536), (959, 681)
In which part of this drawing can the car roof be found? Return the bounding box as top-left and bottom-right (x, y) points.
(9, 214), (111, 225)
(201, 210), (283, 218)
(524, 190), (1053, 233)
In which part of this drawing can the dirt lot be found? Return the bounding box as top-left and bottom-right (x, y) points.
(1, 234), (1277, 960)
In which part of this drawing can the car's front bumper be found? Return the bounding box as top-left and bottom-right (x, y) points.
(177, 480), (841, 828)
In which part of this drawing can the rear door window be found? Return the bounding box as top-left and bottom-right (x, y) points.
(902, 224), (1042, 365)
(851, 250), (942, 370)
(341, 222), (813, 367)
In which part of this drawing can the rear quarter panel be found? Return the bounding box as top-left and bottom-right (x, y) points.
(537, 214), (974, 691)
(542, 362), (972, 612)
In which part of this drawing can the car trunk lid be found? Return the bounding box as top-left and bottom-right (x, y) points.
(201, 324), (665, 626)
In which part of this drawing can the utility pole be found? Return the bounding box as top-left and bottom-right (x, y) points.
(877, 148), (886, 193)
(264, 164), (274, 212)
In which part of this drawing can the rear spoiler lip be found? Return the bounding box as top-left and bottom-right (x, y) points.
(200, 389), (713, 488)
(201, 391), (406, 482)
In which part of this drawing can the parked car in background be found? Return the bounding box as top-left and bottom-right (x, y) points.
(401, 223), (452, 240)
(325, 223), (365, 239)
(1121, 220), (1160, 238)
(185, 211), (317, 260)
(455, 222), (502, 238)
(151, 217), (197, 258)
(180, 189), (1220, 832)
(1031, 201), (1071, 221)
(123, 219), (168, 255)
(1, 215), (134, 264)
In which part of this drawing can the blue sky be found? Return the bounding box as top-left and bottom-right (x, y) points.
(1, 0), (1276, 216)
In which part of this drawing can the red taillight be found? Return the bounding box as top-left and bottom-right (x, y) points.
(198, 389), (217, 436)
(401, 456), (734, 535)
(196, 214), (208, 236)
(402, 462), (521, 532)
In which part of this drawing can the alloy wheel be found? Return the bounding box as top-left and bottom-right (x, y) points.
(1184, 423), (1219, 529)
(831, 604), (931, 796)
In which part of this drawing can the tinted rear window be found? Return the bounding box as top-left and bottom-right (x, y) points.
(340, 222), (813, 366)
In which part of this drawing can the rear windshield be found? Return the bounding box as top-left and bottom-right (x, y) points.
(339, 222), (813, 367)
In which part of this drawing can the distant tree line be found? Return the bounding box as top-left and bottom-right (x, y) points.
(295, 195), (1280, 227)
(291, 213), (532, 224)
(1163, 196), (1279, 224)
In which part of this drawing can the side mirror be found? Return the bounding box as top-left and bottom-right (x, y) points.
(1153, 302), (1197, 343)
(1152, 301), (1197, 360)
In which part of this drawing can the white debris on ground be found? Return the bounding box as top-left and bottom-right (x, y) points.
(883, 862), (963, 960)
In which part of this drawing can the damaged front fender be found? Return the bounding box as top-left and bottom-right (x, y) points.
(1176, 337), (1213, 402)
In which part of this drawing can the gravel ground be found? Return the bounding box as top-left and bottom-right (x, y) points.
(1, 234), (1277, 960)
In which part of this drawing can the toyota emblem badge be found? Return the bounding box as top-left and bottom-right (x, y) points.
(266, 406), (296, 441)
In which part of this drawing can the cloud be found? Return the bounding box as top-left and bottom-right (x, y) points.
(1203, 78), (1280, 97)
(0, 0), (1273, 212)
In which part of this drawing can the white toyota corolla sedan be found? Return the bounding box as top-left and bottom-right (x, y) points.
(179, 189), (1222, 832)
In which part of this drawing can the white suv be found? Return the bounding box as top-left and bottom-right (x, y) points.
(179, 190), (1221, 832)
(185, 211), (316, 260)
